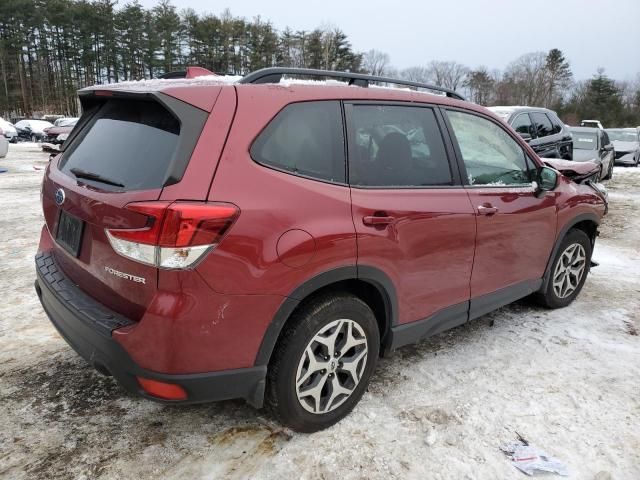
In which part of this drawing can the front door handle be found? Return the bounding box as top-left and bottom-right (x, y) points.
(477, 205), (498, 216)
(363, 215), (395, 226)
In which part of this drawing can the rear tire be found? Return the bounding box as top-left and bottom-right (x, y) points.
(536, 229), (592, 309)
(266, 293), (380, 433)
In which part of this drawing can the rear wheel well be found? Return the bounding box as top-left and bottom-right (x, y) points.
(272, 280), (390, 363)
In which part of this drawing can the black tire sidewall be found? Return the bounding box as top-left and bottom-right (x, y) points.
(544, 229), (592, 308)
(268, 294), (380, 433)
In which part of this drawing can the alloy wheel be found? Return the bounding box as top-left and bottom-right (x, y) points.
(295, 318), (368, 414)
(552, 243), (587, 299)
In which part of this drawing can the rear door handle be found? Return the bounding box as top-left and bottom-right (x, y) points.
(363, 215), (395, 226)
(477, 205), (498, 216)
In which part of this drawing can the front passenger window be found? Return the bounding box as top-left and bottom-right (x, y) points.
(446, 110), (534, 186)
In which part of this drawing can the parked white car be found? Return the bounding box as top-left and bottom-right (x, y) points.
(0, 118), (18, 143)
(13, 119), (54, 142)
(0, 134), (7, 158)
(580, 119), (604, 129)
(53, 117), (79, 127)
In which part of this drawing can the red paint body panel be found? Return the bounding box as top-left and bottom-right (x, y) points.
(351, 188), (476, 324)
(160, 87), (235, 201)
(113, 269), (284, 373)
(162, 85), (221, 113)
(198, 87), (357, 296)
(42, 158), (162, 321)
(466, 186), (557, 297)
(37, 79), (607, 380)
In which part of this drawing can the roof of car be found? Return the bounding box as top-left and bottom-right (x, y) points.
(80, 75), (481, 113)
(569, 126), (600, 133)
(487, 105), (555, 116)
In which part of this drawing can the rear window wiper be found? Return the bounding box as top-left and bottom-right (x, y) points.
(70, 168), (125, 188)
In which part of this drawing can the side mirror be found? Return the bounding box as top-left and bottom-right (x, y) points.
(537, 166), (558, 193)
(604, 144), (614, 151)
(518, 132), (532, 143)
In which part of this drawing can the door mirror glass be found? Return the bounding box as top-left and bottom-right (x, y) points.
(537, 166), (558, 191)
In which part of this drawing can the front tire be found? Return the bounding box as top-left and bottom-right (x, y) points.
(266, 293), (380, 433)
(602, 160), (613, 180)
(536, 229), (592, 308)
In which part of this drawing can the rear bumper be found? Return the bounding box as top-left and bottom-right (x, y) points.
(34, 252), (266, 407)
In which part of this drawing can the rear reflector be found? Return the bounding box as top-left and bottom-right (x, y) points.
(137, 377), (188, 401)
(105, 201), (239, 269)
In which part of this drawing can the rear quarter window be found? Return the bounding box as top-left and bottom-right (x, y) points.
(250, 101), (346, 183)
(60, 98), (180, 191)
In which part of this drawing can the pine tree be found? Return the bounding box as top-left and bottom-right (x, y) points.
(544, 48), (572, 108)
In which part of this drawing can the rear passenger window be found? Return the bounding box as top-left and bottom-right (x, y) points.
(511, 114), (534, 137)
(251, 101), (345, 183)
(530, 112), (554, 137)
(349, 105), (452, 187)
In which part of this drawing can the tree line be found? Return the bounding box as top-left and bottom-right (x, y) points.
(363, 48), (640, 127)
(1, 0), (638, 127)
(0, 0), (362, 117)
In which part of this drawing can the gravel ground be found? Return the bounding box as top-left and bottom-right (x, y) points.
(1, 143), (639, 480)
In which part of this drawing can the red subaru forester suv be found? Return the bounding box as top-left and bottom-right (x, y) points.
(35, 67), (607, 432)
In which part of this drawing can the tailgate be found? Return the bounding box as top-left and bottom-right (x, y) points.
(41, 90), (212, 321)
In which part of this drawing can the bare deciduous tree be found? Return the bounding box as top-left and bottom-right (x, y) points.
(427, 60), (469, 90)
(399, 66), (431, 83)
(362, 49), (390, 76)
(501, 52), (548, 105)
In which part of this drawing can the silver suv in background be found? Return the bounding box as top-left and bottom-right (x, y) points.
(569, 127), (615, 180)
(488, 106), (573, 160)
(606, 128), (639, 167)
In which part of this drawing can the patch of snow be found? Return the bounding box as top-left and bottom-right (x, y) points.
(0, 145), (639, 479)
(82, 75), (242, 91)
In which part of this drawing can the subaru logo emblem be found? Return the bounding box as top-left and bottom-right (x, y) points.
(55, 188), (65, 206)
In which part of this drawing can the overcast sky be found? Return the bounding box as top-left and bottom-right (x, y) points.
(138, 0), (640, 80)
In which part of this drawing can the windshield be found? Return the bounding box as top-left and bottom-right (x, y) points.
(572, 132), (597, 150)
(606, 130), (638, 142)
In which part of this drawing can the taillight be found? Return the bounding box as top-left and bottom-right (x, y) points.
(105, 201), (239, 269)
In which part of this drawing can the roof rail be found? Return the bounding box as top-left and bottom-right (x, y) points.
(239, 67), (465, 101)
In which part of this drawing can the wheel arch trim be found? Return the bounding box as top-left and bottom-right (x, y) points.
(540, 212), (600, 292)
(253, 265), (397, 367)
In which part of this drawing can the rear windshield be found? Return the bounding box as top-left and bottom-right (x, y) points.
(572, 132), (597, 150)
(60, 99), (180, 190)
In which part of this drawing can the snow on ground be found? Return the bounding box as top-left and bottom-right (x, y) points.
(0, 145), (639, 479)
